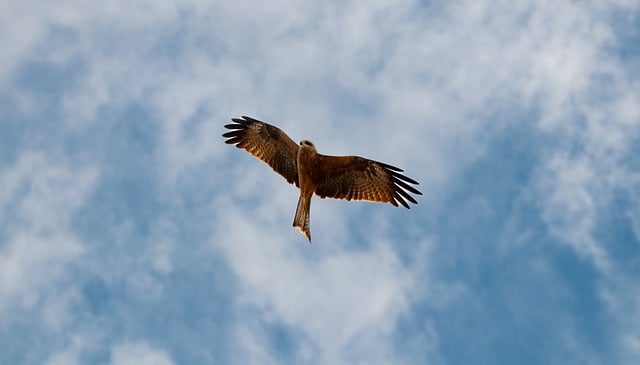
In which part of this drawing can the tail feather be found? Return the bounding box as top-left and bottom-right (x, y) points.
(293, 195), (311, 242)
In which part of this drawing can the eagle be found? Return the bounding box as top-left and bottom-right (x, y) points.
(222, 116), (422, 242)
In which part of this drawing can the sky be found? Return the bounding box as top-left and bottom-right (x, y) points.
(1, 0), (640, 364)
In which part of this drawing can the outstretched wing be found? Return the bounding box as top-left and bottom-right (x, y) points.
(314, 155), (422, 208)
(223, 116), (300, 186)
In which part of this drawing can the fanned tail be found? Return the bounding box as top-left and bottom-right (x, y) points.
(293, 195), (311, 243)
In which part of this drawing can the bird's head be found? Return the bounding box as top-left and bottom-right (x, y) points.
(299, 140), (317, 153)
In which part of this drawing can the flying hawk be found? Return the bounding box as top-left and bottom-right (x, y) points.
(222, 116), (421, 242)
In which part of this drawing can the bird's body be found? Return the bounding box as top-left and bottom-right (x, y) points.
(294, 141), (318, 240)
(222, 116), (421, 242)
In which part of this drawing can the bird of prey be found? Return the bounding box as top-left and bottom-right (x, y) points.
(222, 116), (422, 242)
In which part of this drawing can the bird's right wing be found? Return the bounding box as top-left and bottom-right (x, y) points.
(223, 116), (300, 186)
(314, 155), (422, 208)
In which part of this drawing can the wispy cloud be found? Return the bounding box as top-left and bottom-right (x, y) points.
(1, 0), (640, 364)
(107, 341), (174, 365)
(0, 152), (97, 326)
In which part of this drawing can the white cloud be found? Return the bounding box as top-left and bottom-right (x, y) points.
(46, 346), (79, 365)
(600, 277), (640, 363)
(214, 194), (431, 363)
(2, 0), (640, 363)
(45, 337), (83, 365)
(535, 154), (609, 269)
(0, 152), (98, 327)
(231, 322), (280, 365)
(205, 0), (639, 362)
(108, 342), (174, 365)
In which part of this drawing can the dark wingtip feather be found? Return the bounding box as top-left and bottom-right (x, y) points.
(393, 178), (422, 195)
(390, 171), (419, 185)
(240, 116), (260, 123)
(393, 192), (410, 209)
(222, 130), (242, 138)
(225, 137), (243, 145)
(223, 117), (252, 142)
(381, 163), (421, 207)
(231, 118), (251, 125)
(378, 161), (404, 172)
(224, 123), (245, 130)
(395, 186), (418, 204)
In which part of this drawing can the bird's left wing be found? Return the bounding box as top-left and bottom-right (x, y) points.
(223, 116), (300, 186)
(314, 155), (422, 208)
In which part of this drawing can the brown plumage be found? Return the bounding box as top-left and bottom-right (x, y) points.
(223, 116), (422, 242)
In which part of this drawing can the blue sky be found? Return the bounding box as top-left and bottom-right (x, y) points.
(1, 1), (640, 364)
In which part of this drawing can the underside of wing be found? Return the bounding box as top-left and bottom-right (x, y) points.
(314, 155), (422, 208)
(222, 116), (300, 186)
